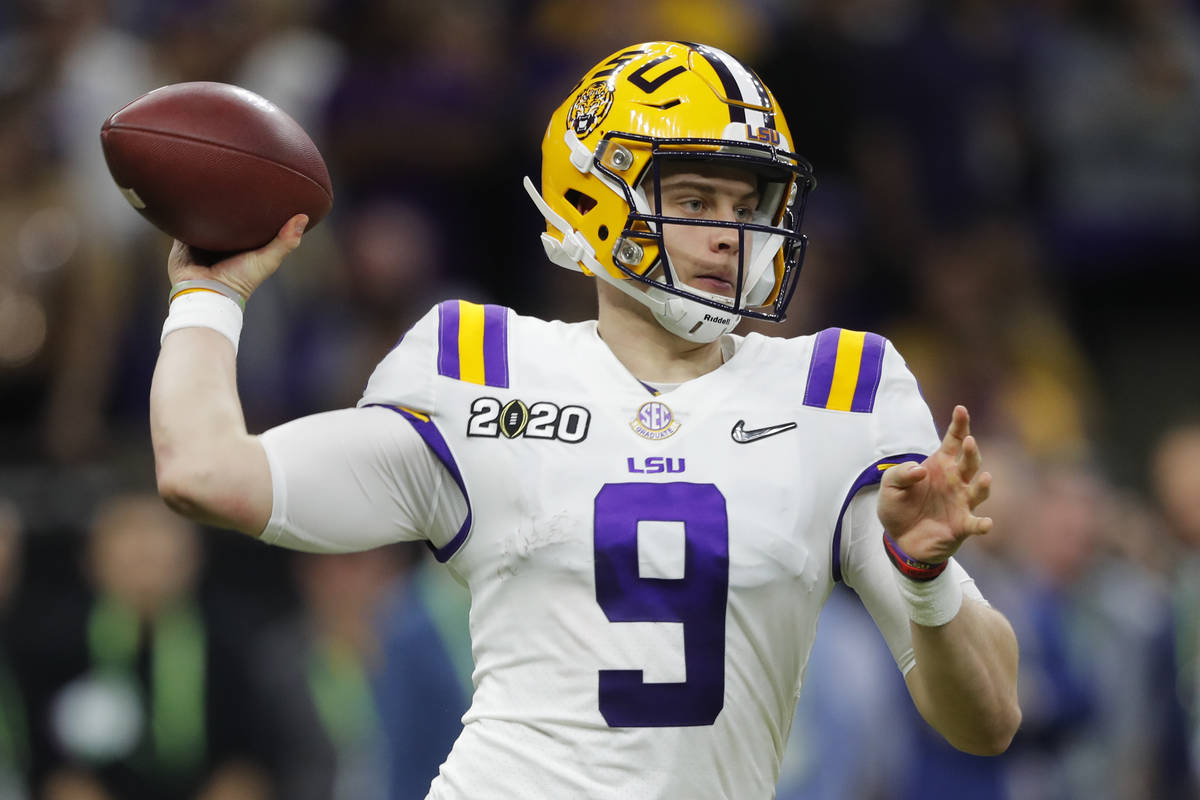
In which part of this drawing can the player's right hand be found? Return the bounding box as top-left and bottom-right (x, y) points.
(167, 213), (308, 300)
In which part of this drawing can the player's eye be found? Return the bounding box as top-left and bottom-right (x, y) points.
(677, 198), (704, 215)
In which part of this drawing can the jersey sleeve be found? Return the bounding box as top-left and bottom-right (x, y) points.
(352, 300), (512, 562)
(840, 486), (989, 675)
(258, 303), (472, 554)
(259, 406), (467, 553)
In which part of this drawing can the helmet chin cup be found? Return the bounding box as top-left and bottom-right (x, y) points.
(647, 286), (739, 344)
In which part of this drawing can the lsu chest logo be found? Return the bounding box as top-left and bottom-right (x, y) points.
(630, 400), (680, 440)
(467, 397), (590, 443)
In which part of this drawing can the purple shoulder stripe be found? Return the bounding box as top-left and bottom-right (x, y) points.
(481, 303), (509, 388)
(436, 300), (462, 381)
(831, 453), (927, 583)
(803, 327), (841, 408)
(371, 404), (473, 563)
(851, 332), (886, 413)
(803, 328), (888, 414)
(436, 299), (511, 388)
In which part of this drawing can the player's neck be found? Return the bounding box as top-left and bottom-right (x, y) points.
(595, 283), (726, 384)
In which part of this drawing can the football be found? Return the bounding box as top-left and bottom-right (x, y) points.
(100, 82), (333, 253)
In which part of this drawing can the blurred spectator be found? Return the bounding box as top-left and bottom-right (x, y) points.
(1027, 0), (1200, 481)
(0, 499), (31, 800)
(0, 71), (94, 462)
(373, 553), (471, 800)
(0, 0), (166, 463)
(317, 1), (511, 230)
(775, 582), (911, 800)
(887, 217), (1097, 461)
(251, 547), (407, 800)
(1003, 461), (1191, 799)
(232, 0), (345, 138)
(1030, 0), (1200, 272)
(233, 195), (473, 426)
(12, 492), (282, 800)
(1151, 419), (1200, 791)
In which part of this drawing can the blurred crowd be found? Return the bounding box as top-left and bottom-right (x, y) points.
(1, 0), (1199, 798)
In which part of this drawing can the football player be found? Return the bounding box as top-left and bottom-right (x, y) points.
(151, 41), (1020, 799)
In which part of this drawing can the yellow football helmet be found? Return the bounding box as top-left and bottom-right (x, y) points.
(524, 41), (815, 342)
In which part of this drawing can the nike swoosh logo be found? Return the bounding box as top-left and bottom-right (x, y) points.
(730, 419), (797, 444)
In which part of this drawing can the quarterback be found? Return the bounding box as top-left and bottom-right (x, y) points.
(151, 42), (1020, 798)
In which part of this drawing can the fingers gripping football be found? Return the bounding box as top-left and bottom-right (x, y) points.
(167, 214), (308, 299)
(877, 406), (994, 563)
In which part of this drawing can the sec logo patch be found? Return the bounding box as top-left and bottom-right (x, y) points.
(630, 400), (680, 440)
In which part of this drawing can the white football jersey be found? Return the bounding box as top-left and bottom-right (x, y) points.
(304, 299), (960, 800)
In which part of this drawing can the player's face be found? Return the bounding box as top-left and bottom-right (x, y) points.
(651, 162), (762, 298)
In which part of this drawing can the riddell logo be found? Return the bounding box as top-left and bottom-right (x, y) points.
(703, 313), (732, 324)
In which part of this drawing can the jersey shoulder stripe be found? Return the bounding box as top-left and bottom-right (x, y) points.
(436, 300), (510, 388)
(803, 327), (886, 413)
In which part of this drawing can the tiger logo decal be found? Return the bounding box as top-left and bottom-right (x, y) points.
(566, 81), (613, 138)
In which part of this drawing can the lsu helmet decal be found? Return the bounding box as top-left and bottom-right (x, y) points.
(524, 41), (816, 343)
(566, 81), (614, 138)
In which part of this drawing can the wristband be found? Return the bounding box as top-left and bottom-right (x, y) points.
(882, 530), (949, 581)
(893, 567), (964, 628)
(161, 289), (243, 353)
(168, 279), (247, 310)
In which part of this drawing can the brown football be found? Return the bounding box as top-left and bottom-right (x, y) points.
(100, 82), (333, 253)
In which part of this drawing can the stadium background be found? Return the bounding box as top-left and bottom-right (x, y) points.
(1, 0), (1199, 798)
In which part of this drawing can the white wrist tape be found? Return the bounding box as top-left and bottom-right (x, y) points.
(161, 289), (243, 354)
(894, 568), (964, 628)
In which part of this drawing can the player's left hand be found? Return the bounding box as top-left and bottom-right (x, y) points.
(876, 405), (993, 564)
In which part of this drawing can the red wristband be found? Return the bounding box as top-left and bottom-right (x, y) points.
(882, 531), (948, 582)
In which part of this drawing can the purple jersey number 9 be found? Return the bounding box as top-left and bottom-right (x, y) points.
(593, 482), (729, 727)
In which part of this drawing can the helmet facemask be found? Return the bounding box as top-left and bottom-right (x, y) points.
(599, 135), (814, 341)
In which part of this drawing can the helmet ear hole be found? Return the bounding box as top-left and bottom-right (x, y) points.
(564, 189), (597, 214)
(598, 225), (609, 240)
